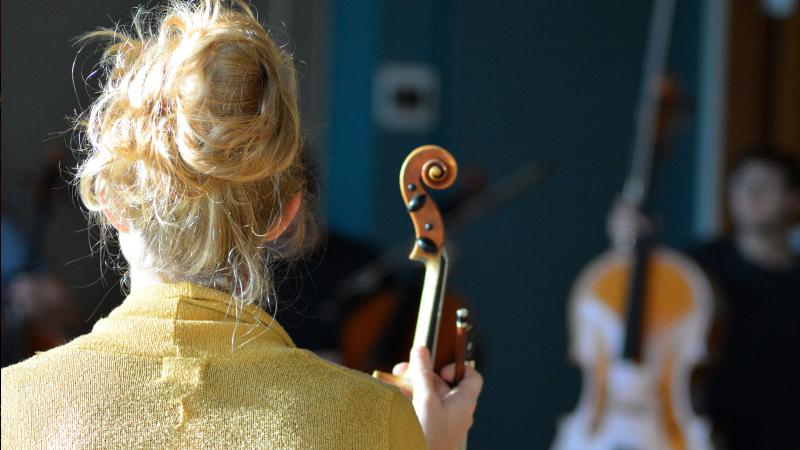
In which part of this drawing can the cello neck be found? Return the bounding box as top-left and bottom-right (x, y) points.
(622, 238), (654, 361)
(620, 0), (678, 362)
(622, 0), (677, 213)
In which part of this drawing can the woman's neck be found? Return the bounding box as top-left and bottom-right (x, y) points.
(118, 231), (175, 292)
(128, 266), (173, 292)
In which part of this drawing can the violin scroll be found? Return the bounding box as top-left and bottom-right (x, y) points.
(400, 145), (458, 261)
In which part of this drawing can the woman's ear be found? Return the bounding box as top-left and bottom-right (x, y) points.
(103, 208), (130, 234)
(265, 193), (302, 241)
(98, 190), (130, 234)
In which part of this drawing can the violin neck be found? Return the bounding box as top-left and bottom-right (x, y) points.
(412, 250), (449, 361)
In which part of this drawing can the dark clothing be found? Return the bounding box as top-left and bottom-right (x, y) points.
(689, 239), (800, 450)
(273, 231), (381, 353)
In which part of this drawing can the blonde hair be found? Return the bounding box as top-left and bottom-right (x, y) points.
(74, 0), (314, 308)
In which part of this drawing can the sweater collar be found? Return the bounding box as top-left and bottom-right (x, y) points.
(83, 281), (295, 356)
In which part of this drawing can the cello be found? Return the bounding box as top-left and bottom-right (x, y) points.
(552, 0), (714, 449)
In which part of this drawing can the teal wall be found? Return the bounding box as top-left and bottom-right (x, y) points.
(328, 1), (704, 448)
(326, 0), (379, 237)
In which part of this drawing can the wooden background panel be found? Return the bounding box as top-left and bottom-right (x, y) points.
(725, 2), (800, 161)
(770, 10), (800, 154)
(723, 2), (799, 231)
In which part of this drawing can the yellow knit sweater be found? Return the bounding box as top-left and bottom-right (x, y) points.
(1, 282), (426, 449)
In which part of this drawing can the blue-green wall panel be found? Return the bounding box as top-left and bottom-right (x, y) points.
(327, 0), (380, 237)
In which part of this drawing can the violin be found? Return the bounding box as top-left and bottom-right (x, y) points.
(371, 145), (475, 447)
(338, 161), (542, 373)
(553, 0), (715, 448)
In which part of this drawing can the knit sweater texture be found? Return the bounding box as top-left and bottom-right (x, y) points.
(1, 282), (427, 449)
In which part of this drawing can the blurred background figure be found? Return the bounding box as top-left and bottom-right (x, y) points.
(2, 274), (82, 366)
(607, 149), (800, 449)
(1, 144), (87, 366)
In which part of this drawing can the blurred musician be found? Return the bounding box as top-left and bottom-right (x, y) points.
(608, 149), (800, 449)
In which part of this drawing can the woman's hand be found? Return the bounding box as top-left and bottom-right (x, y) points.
(391, 346), (483, 450)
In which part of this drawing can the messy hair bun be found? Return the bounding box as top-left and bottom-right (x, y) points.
(75, 0), (314, 308)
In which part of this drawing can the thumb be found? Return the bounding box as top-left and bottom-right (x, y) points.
(392, 361), (410, 376)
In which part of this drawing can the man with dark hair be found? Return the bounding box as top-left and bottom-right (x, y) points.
(694, 150), (799, 450)
(608, 149), (800, 449)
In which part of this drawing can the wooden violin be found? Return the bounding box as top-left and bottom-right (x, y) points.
(338, 161), (542, 374)
(553, 0), (714, 449)
(372, 145), (474, 447)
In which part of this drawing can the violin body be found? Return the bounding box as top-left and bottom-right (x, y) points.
(340, 287), (467, 373)
(553, 247), (713, 450)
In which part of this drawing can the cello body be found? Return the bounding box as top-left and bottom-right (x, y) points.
(553, 247), (713, 450)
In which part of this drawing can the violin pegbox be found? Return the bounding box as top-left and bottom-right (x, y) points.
(399, 145), (458, 262)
